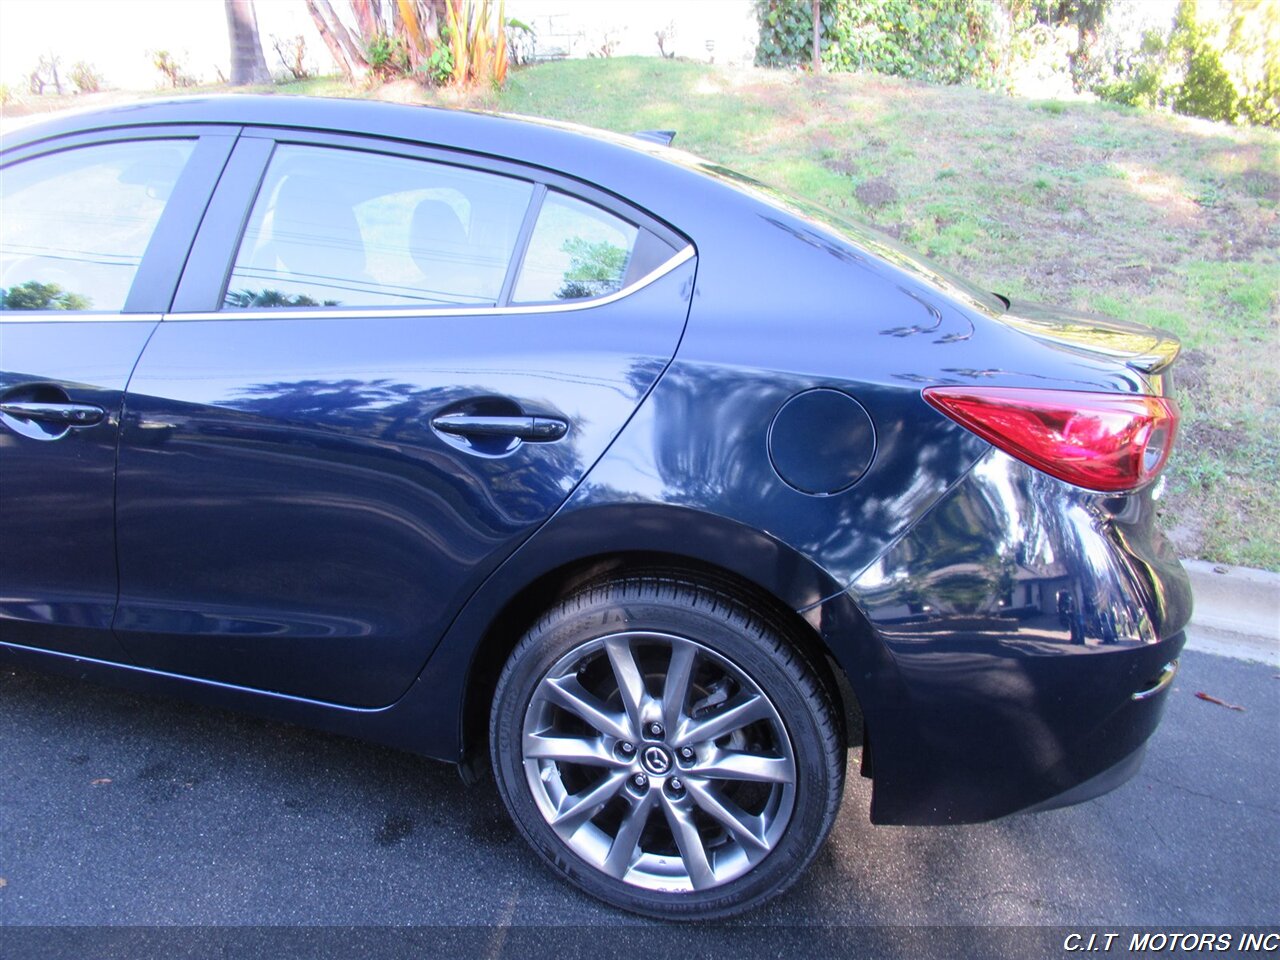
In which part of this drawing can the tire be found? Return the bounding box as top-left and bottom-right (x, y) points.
(489, 574), (845, 919)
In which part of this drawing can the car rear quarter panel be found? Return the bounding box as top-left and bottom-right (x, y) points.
(838, 450), (1191, 822)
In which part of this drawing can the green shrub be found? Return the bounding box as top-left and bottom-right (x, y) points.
(1174, 40), (1238, 122)
(1088, 0), (1277, 128)
(364, 33), (409, 80)
(755, 0), (1004, 87)
(1221, 0), (1279, 127)
(421, 42), (455, 86)
(1086, 25), (1169, 109)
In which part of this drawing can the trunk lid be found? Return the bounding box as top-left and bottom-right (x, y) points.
(998, 299), (1181, 374)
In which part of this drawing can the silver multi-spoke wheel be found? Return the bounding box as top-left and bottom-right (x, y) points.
(521, 630), (796, 892)
(491, 576), (843, 918)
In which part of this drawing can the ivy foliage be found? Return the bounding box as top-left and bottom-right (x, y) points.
(755, 0), (1005, 88)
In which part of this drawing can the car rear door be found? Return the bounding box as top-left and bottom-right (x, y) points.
(113, 130), (695, 706)
(0, 128), (234, 660)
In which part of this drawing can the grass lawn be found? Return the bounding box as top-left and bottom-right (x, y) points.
(5, 58), (1278, 568)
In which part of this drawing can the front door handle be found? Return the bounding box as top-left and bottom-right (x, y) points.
(431, 414), (568, 442)
(0, 400), (105, 427)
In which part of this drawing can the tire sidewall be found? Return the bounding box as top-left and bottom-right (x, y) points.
(490, 582), (842, 919)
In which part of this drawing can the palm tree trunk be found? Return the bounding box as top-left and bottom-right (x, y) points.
(225, 0), (273, 85)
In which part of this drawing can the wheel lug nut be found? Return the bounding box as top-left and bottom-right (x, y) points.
(619, 741), (635, 755)
(647, 722), (664, 738)
(632, 773), (649, 789)
(668, 777), (684, 794)
(678, 746), (695, 761)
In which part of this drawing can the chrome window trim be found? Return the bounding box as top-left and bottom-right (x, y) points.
(0, 312), (164, 324)
(0, 244), (693, 325)
(165, 244), (695, 322)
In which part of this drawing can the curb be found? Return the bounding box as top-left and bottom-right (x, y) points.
(1182, 559), (1280, 664)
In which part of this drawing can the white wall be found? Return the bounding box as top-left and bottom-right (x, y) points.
(0, 0), (760, 95)
(506, 0), (758, 64)
(0, 0), (327, 91)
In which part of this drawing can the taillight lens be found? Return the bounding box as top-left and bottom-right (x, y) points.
(923, 386), (1178, 493)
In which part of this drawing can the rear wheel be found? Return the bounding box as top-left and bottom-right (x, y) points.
(489, 575), (845, 919)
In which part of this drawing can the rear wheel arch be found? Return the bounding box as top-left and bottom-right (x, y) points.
(447, 505), (871, 776)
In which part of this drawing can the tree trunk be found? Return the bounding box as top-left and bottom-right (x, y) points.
(225, 0), (273, 85)
(811, 0), (821, 73)
(306, 0), (354, 80)
(395, 0), (423, 66)
(319, 0), (372, 72)
(305, 0), (370, 80)
(351, 0), (380, 44)
(394, 0), (446, 67)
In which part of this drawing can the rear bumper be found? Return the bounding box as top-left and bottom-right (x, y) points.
(814, 450), (1193, 825)
(1024, 734), (1149, 814)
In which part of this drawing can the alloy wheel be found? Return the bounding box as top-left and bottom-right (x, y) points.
(520, 630), (797, 892)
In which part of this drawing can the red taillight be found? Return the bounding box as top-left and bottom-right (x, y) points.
(923, 386), (1178, 493)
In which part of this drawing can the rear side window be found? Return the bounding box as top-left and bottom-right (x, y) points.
(1, 139), (194, 312)
(512, 192), (641, 303)
(224, 145), (534, 310)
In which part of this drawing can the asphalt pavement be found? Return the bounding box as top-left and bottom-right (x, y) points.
(0, 638), (1276, 949)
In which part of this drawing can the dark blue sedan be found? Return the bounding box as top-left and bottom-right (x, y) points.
(0, 96), (1191, 918)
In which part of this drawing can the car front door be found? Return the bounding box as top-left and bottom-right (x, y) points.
(113, 131), (695, 706)
(0, 130), (234, 660)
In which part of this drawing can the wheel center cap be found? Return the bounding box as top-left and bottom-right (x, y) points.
(640, 745), (672, 776)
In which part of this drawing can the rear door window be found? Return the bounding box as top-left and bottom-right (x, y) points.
(511, 191), (681, 304)
(223, 144), (534, 309)
(1, 139), (194, 312)
(512, 192), (639, 303)
(508, 191), (678, 307)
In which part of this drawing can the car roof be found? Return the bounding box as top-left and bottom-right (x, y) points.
(5, 94), (698, 200)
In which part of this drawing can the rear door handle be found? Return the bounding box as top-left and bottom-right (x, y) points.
(431, 414), (568, 442)
(0, 401), (105, 426)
